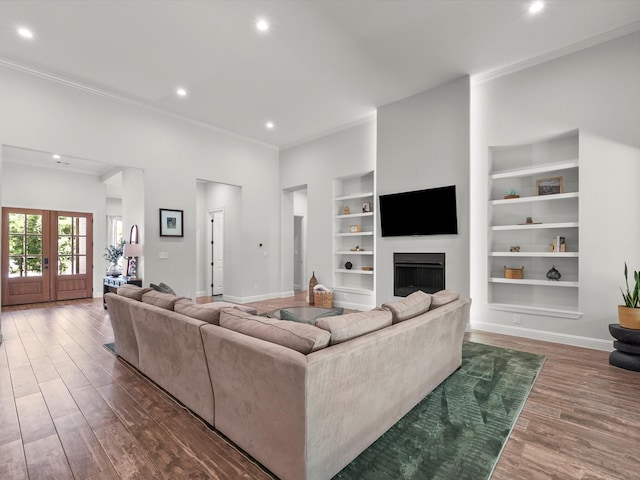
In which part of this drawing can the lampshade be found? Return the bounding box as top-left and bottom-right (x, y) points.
(123, 243), (143, 258)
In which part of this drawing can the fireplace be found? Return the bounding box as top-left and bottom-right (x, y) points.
(394, 253), (445, 297)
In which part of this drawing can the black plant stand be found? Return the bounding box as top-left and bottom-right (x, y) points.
(608, 323), (640, 371)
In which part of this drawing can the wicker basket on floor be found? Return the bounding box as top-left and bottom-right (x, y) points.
(314, 290), (333, 308)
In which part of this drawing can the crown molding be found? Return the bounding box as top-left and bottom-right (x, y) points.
(471, 20), (640, 86)
(280, 111), (377, 151)
(0, 57), (279, 151)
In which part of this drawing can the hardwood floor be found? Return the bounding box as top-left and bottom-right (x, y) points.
(1, 294), (639, 479)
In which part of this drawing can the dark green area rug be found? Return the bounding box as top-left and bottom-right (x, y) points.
(334, 341), (545, 480)
(104, 342), (116, 355)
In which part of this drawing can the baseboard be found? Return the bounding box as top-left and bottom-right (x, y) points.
(470, 320), (612, 351)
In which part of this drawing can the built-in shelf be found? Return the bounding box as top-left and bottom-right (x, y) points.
(491, 191), (578, 205)
(490, 160), (579, 180)
(489, 277), (578, 287)
(335, 232), (374, 237)
(333, 172), (376, 309)
(488, 131), (580, 318)
(335, 212), (374, 219)
(335, 192), (374, 201)
(491, 222), (579, 231)
(333, 286), (375, 295)
(489, 252), (579, 257)
(335, 269), (374, 275)
(487, 303), (583, 319)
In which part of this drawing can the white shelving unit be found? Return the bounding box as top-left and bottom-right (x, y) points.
(488, 130), (581, 318)
(333, 171), (375, 309)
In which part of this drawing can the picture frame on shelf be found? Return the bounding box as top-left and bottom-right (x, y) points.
(362, 202), (371, 213)
(159, 208), (184, 237)
(536, 176), (564, 196)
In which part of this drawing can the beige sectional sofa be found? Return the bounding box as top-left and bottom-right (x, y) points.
(105, 286), (471, 480)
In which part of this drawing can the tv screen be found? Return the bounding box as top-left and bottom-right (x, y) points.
(379, 185), (458, 237)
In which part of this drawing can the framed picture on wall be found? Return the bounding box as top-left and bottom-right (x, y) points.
(536, 176), (564, 196)
(159, 208), (184, 237)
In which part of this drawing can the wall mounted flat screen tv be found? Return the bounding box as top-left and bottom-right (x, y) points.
(379, 185), (458, 237)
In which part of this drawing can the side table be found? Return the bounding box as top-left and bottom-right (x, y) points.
(103, 276), (142, 309)
(608, 323), (640, 372)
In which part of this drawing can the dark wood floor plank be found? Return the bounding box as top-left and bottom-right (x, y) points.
(53, 411), (120, 479)
(1, 295), (639, 480)
(92, 421), (165, 480)
(0, 393), (21, 446)
(15, 392), (57, 445)
(0, 438), (28, 480)
(39, 378), (81, 419)
(23, 434), (74, 480)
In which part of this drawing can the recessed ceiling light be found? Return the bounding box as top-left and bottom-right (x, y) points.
(529, 1), (545, 14)
(17, 27), (34, 39)
(52, 154), (61, 159)
(176, 87), (187, 97)
(265, 121), (275, 129)
(256, 19), (269, 32)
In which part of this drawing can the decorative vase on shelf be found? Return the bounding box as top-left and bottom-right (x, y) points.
(309, 271), (318, 305)
(546, 265), (561, 281)
(345, 261), (353, 270)
(107, 263), (122, 277)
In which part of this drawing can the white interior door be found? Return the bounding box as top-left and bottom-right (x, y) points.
(294, 215), (304, 289)
(212, 210), (224, 296)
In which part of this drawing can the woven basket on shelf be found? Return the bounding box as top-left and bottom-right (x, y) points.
(314, 291), (333, 308)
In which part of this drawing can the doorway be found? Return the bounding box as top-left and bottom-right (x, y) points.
(294, 215), (304, 290)
(210, 209), (224, 296)
(1, 207), (93, 306)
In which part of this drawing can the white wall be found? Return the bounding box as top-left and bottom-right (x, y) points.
(1, 161), (108, 296)
(0, 64), (280, 302)
(280, 120), (376, 302)
(106, 198), (122, 216)
(470, 31), (640, 349)
(376, 76), (471, 305)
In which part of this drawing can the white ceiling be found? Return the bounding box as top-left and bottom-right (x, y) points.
(1, 0), (640, 149)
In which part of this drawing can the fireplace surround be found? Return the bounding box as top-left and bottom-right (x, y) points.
(394, 253), (445, 297)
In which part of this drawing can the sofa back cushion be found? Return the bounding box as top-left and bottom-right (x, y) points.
(117, 284), (152, 301)
(382, 290), (432, 323)
(316, 307), (392, 345)
(220, 309), (330, 354)
(174, 299), (258, 325)
(429, 290), (460, 310)
(141, 290), (185, 310)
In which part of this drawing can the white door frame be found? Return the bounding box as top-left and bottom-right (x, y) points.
(208, 209), (225, 296)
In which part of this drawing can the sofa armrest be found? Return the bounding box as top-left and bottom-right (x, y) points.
(200, 324), (307, 480)
(130, 303), (215, 425)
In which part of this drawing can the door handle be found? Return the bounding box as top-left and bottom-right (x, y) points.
(44, 257), (49, 269)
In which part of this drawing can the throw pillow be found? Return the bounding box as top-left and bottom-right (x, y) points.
(174, 300), (258, 325)
(150, 282), (177, 295)
(220, 309), (330, 354)
(117, 284), (152, 301)
(279, 307), (344, 325)
(316, 308), (392, 345)
(382, 290), (432, 323)
(141, 290), (185, 310)
(429, 290), (460, 310)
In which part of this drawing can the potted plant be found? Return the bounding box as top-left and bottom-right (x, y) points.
(619, 262), (640, 329)
(104, 240), (125, 277)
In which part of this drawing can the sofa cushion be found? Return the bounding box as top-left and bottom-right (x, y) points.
(316, 307), (392, 345)
(117, 284), (152, 301)
(429, 290), (460, 310)
(220, 309), (330, 354)
(382, 290), (432, 323)
(279, 307), (344, 325)
(141, 290), (185, 310)
(174, 299), (258, 325)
